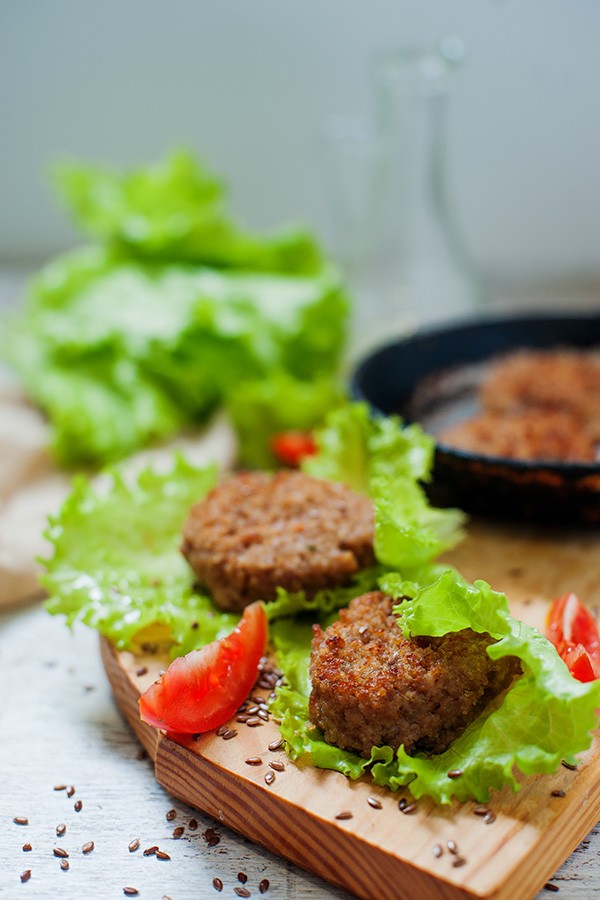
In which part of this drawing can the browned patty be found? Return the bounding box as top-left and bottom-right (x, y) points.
(440, 408), (597, 462)
(181, 470), (375, 612)
(309, 591), (519, 757)
(480, 349), (600, 442)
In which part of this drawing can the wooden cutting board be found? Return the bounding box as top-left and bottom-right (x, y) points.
(101, 519), (600, 900)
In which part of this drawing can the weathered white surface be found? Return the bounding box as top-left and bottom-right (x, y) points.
(1, 603), (598, 900)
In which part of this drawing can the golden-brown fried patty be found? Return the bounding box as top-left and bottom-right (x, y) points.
(309, 591), (519, 757)
(181, 470), (374, 612)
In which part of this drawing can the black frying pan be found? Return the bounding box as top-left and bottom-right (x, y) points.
(350, 312), (600, 525)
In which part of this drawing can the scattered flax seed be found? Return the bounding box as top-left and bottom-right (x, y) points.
(143, 846), (159, 856)
(367, 796), (382, 810)
(268, 738), (284, 752)
(551, 789), (566, 798)
(60, 859), (69, 871)
(544, 884), (560, 893)
(264, 771), (276, 786)
(135, 666), (148, 677)
(22, 844), (32, 852)
(259, 880), (270, 894)
(237, 715), (249, 723)
(483, 811), (496, 825)
(189, 817), (198, 830)
(234, 889), (251, 898)
(56, 824), (67, 837)
(238, 872), (248, 883)
(447, 840), (458, 855)
(245, 757), (263, 766)
(223, 729), (238, 740)
(561, 761), (578, 771)
(335, 811), (353, 821)
(67, 786), (75, 798)
(269, 761), (285, 772)
(166, 809), (177, 821)
(245, 717), (262, 728)
(204, 829), (221, 846)
(123, 889), (139, 897)
(20, 870), (31, 883)
(432, 844), (443, 858)
(213, 878), (223, 892)
(156, 850), (171, 860)
(216, 726), (228, 736)
(447, 769), (463, 779)
(82, 841), (94, 854)
(173, 826), (185, 838)
(128, 839), (140, 852)
(13, 817), (28, 826)
(401, 803), (417, 815)
(398, 798), (408, 811)
(452, 857), (467, 868)
(54, 784), (67, 791)
(74, 800), (83, 812)
(473, 806), (489, 817)
(257, 710), (269, 722)
(53, 848), (69, 858)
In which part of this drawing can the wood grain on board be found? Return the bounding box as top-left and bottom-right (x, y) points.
(102, 522), (600, 900)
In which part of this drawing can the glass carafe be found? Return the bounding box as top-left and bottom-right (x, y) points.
(370, 38), (484, 332)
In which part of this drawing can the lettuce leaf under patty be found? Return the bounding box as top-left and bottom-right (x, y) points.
(271, 569), (600, 804)
(42, 403), (446, 651)
(42, 456), (238, 653)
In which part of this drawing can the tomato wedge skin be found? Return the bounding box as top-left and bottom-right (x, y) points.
(546, 592), (600, 682)
(562, 644), (597, 683)
(269, 430), (317, 468)
(139, 602), (268, 734)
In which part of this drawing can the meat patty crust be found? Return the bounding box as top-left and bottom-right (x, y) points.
(181, 470), (375, 612)
(309, 591), (519, 757)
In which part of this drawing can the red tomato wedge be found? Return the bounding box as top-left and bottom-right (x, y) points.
(139, 602), (268, 734)
(546, 592), (600, 683)
(269, 430), (317, 468)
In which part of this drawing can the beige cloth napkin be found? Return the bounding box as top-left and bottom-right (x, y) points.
(0, 386), (237, 608)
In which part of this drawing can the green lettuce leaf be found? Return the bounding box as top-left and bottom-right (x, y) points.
(303, 402), (434, 492)
(304, 402), (465, 569)
(2, 150), (349, 468)
(6, 260), (348, 466)
(227, 371), (346, 469)
(272, 568), (600, 804)
(42, 457), (238, 653)
(53, 150), (323, 274)
(266, 567), (381, 624)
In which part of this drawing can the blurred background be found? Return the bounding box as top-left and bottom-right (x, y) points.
(2, 0), (600, 323)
